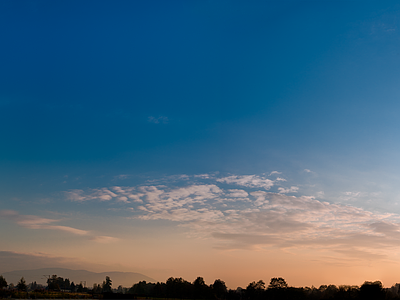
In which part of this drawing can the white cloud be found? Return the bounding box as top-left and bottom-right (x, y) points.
(194, 174), (211, 179)
(227, 189), (249, 198)
(278, 186), (299, 194)
(60, 174), (400, 258)
(341, 191), (363, 201)
(217, 175), (274, 190)
(269, 171), (281, 175)
(65, 188), (117, 202)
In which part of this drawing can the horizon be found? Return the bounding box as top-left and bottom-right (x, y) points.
(2, 0), (400, 290)
(0, 267), (397, 290)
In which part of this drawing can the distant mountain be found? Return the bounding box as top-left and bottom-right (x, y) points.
(1, 268), (156, 287)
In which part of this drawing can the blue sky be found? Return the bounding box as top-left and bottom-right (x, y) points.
(2, 0), (400, 288)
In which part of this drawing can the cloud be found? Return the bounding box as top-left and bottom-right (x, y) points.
(148, 116), (168, 124)
(0, 210), (113, 242)
(60, 173), (400, 259)
(0, 210), (90, 236)
(194, 174), (211, 179)
(269, 171), (281, 175)
(227, 189), (249, 198)
(277, 186), (299, 194)
(217, 175), (274, 190)
(276, 177), (286, 181)
(341, 191), (363, 202)
(133, 188), (400, 257)
(90, 236), (119, 243)
(115, 174), (130, 180)
(66, 188), (118, 202)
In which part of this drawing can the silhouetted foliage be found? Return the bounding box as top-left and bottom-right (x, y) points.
(193, 277), (212, 299)
(268, 277), (288, 289)
(0, 275), (7, 289)
(46, 275), (72, 291)
(212, 279), (227, 300)
(102, 276), (112, 293)
(92, 283), (102, 294)
(246, 280), (265, 300)
(166, 277), (192, 299)
(4, 271), (400, 300)
(16, 277), (27, 291)
(76, 283), (84, 293)
(360, 281), (384, 300)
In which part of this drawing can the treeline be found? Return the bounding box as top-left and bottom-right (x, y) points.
(0, 274), (89, 293)
(120, 278), (400, 300)
(2, 273), (400, 300)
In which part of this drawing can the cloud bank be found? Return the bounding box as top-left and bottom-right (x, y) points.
(63, 173), (400, 259)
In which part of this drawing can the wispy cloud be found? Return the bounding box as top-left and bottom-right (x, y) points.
(0, 210), (90, 235)
(0, 210), (117, 242)
(278, 186), (299, 194)
(66, 188), (118, 201)
(148, 116), (168, 124)
(90, 236), (119, 243)
(269, 171), (281, 176)
(216, 175), (274, 190)
(61, 173), (400, 259)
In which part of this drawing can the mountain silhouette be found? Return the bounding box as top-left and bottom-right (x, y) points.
(1, 268), (155, 287)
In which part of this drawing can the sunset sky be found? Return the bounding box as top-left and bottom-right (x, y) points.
(2, 0), (400, 289)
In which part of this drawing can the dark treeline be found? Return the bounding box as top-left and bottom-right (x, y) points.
(2, 273), (400, 300)
(104, 277), (400, 300)
(109, 277), (400, 300)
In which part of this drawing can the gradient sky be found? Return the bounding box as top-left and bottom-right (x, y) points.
(2, 0), (400, 289)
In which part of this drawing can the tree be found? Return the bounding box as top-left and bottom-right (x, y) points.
(166, 277), (192, 298)
(102, 276), (112, 293)
(93, 283), (102, 294)
(268, 277), (287, 289)
(360, 281), (384, 300)
(246, 280), (265, 298)
(47, 275), (60, 291)
(212, 279), (227, 299)
(193, 277), (210, 299)
(17, 277), (27, 291)
(0, 275), (7, 289)
(247, 280), (265, 291)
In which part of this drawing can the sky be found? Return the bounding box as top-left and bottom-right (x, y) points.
(2, 0), (400, 289)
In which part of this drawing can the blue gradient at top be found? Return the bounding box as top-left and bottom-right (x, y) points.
(1, 0), (400, 199)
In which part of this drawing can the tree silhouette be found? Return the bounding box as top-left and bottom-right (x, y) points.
(0, 276), (7, 289)
(268, 277), (288, 289)
(47, 275), (60, 291)
(102, 276), (112, 293)
(166, 277), (192, 298)
(76, 283), (84, 293)
(360, 281), (384, 300)
(246, 280), (265, 300)
(212, 279), (227, 299)
(16, 277), (27, 291)
(193, 277), (211, 299)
